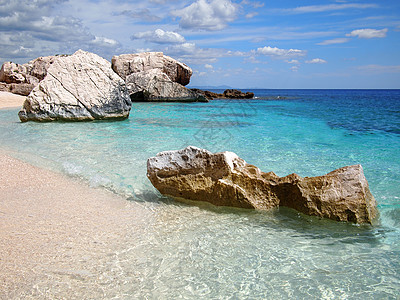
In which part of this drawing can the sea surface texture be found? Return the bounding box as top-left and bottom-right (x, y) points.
(1, 89), (399, 298)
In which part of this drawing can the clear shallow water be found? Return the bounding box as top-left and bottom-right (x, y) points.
(1, 89), (399, 298)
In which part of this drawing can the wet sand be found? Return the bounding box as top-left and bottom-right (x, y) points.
(0, 93), (150, 298)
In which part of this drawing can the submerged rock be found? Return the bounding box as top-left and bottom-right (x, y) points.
(18, 50), (131, 122)
(147, 146), (377, 224)
(111, 52), (205, 102)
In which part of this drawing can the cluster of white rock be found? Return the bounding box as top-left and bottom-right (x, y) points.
(0, 50), (206, 122)
(0, 56), (57, 96)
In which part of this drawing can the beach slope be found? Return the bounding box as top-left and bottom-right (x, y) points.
(0, 153), (148, 298)
(0, 91), (25, 109)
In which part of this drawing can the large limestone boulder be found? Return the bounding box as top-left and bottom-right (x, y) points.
(127, 69), (207, 102)
(111, 52), (203, 102)
(18, 50), (131, 122)
(147, 146), (377, 224)
(111, 52), (192, 85)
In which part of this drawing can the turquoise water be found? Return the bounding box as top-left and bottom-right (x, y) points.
(1, 89), (399, 298)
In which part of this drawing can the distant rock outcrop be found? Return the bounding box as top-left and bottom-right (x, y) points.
(18, 50), (131, 122)
(0, 56), (57, 96)
(191, 89), (254, 100)
(112, 52), (206, 102)
(147, 146), (377, 224)
(0, 62), (27, 84)
(127, 69), (207, 102)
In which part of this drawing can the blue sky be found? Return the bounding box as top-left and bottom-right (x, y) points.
(1, 0), (399, 88)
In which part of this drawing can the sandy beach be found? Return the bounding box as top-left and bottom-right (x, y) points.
(0, 91), (26, 109)
(0, 92), (149, 298)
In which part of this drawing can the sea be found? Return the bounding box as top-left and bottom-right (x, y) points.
(0, 89), (399, 299)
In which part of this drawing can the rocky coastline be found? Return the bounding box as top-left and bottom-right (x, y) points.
(0, 51), (378, 225)
(0, 50), (211, 122)
(0, 51), (255, 108)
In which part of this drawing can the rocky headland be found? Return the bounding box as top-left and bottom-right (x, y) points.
(147, 146), (377, 224)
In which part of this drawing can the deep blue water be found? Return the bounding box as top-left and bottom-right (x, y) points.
(0, 89), (399, 298)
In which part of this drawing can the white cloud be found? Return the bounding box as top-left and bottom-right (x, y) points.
(281, 3), (377, 14)
(346, 28), (388, 39)
(205, 64), (214, 69)
(115, 9), (161, 22)
(255, 46), (306, 59)
(245, 56), (263, 64)
(306, 58), (327, 64)
(149, 0), (176, 3)
(131, 29), (185, 44)
(291, 66), (299, 72)
(317, 38), (350, 45)
(164, 42), (245, 64)
(171, 0), (238, 31)
(11, 46), (33, 57)
(357, 65), (400, 74)
(241, 0), (264, 8)
(165, 42), (222, 64)
(245, 12), (258, 19)
(91, 36), (119, 47)
(0, 0), (120, 63)
(286, 59), (300, 64)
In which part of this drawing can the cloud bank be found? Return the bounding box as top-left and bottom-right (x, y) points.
(172, 0), (238, 31)
(131, 29), (185, 44)
(0, 0), (120, 62)
(255, 46), (307, 59)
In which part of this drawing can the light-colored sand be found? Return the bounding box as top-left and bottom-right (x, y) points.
(0, 91), (26, 109)
(0, 152), (151, 298)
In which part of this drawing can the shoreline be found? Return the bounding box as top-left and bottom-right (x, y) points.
(0, 91), (26, 109)
(0, 92), (150, 297)
(0, 151), (151, 298)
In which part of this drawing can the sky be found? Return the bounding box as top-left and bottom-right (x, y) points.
(1, 0), (400, 89)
